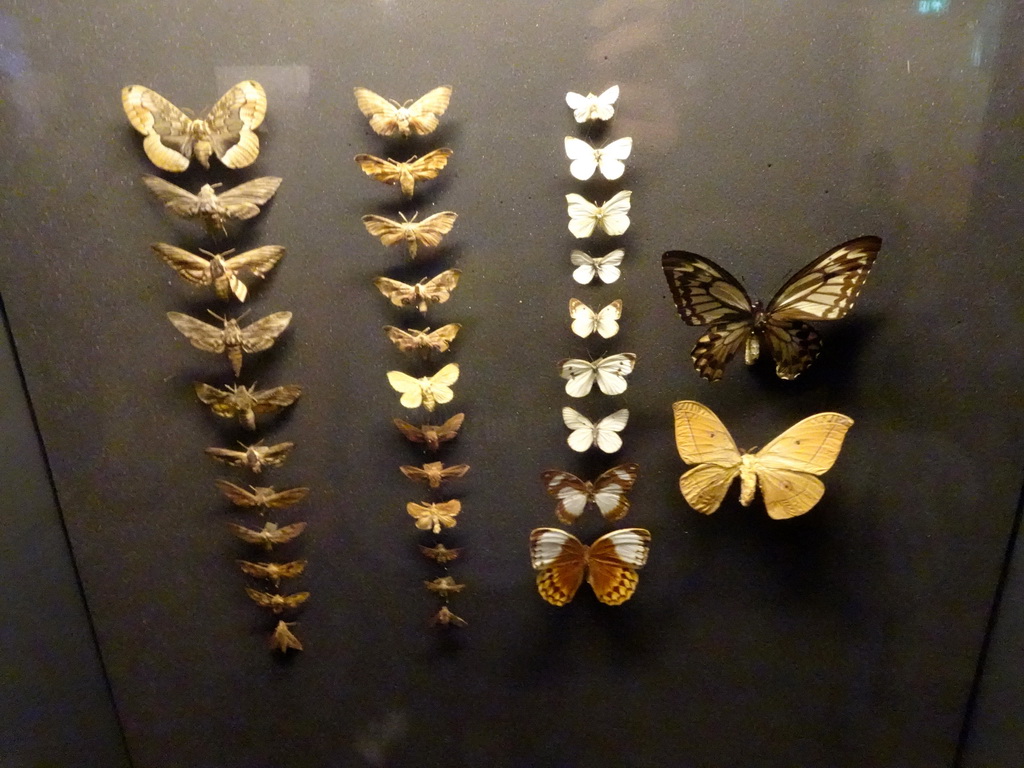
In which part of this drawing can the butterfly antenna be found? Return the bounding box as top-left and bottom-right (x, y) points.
(206, 308), (228, 323)
(399, 211), (410, 222)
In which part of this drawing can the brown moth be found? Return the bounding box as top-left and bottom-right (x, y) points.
(152, 243), (285, 302)
(205, 440), (295, 473)
(354, 148), (453, 197)
(228, 521), (307, 550)
(394, 412), (464, 451)
(419, 543), (463, 563)
(215, 479), (309, 510)
(362, 211), (457, 259)
(167, 310), (292, 377)
(383, 324), (461, 358)
(245, 587), (310, 615)
(141, 175), (282, 236)
(270, 620), (303, 653)
(353, 85), (452, 137)
(424, 576), (466, 596)
(400, 461), (470, 489)
(194, 381), (302, 431)
(121, 81), (266, 172)
(407, 499), (461, 534)
(374, 269), (461, 314)
(237, 559), (308, 587)
(431, 605), (468, 627)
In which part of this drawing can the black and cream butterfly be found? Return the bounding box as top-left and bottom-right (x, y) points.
(661, 236), (881, 381)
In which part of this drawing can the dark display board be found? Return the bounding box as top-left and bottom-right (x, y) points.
(1, 1), (1022, 766)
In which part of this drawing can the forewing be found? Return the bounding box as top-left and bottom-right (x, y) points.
(141, 175), (198, 217)
(590, 463), (639, 521)
(374, 277), (416, 307)
(559, 358), (598, 398)
(530, 528), (587, 606)
(679, 463), (740, 514)
(121, 85), (193, 171)
(411, 211), (458, 248)
(354, 154), (402, 184)
(755, 412), (854, 474)
(593, 85), (620, 120)
(595, 300), (623, 339)
(566, 194), (598, 238)
(224, 245), (286, 279)
(671, 401), (742, 466)
(152, 243), (210, 286)
(362, 215), (407, 247)
(587, 527), (650, 605)
(564, 137), (599, 180)
(570, 251), (597, 284)
(437, 412), (465, 440)
(661, 251), (754, 326)
(205, 80), (266, 168)
(596, 190), (631, 236)
(263, 487), (309, 508)
(216, 479), (259, 506)
(406, 85), (452, 135)
(540, 470), (591, 525)
(251, 384), (302, 413)
(569, 298), (598, 338)
(592, 353), (636, 395)
(594, 409), (629, 453)
(756, 469), (826, 520)
(408, 148), (453, 181)
(205, 446), (246, 467)
(166, 312), (225, 353)
(562, 407), (595, 452)
(217, 177), (282, 219)
(353, 87), (401, 135)
(421, 269), (461, 304)
(387, 371), (424, 409)
(426, 323), (461, 352)
(241, 311), (292, 353)
(597, 137), (632, 180)
(595, 249), (624, 283)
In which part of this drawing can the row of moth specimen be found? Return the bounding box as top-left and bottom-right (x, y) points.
(122, 80), (306, 653)
(354, 85), (469, 628)
(529, 86), (651, 607)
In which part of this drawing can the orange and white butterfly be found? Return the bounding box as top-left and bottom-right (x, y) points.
(571, 248), (624, 285)
(569, 298), (621, 339)
(566, 191), (632, 238)
(672, 400), (854, 519)
(562, 407), (629, 453)
(564, 136), (632, 181)
(540, 463), (639, 524)
(530, 527), (650, 606)
(559, 353), (636, 397)
(353, 85), (453, 137)
(565, 85), (619, 122)
(387, 363), (459, 411)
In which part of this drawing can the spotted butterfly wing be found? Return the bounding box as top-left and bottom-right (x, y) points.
(529, 527), (650, 606)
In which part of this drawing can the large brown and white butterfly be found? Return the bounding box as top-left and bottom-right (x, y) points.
(661, 236), (881, 381)
(407, 500), (461, 534)
(152, 243), (285, 303)
(141, 175), (281, 236)
(564, 136), (633, 181)
(400, 461), (470, 489)
(540, 463), (640, 524)
(562, 407), (629, 453)
(121, 81), (267, 172)
(374, 269), (461, 314)
(245, 587), (310, 614)
(384, 324), (461, 358)
(237, 559), (307, 587)
(228, 521), (306, 550)
(565, 85), (619, 123)
(558, 353), (636, 397)
(215, 479), (309, 510)
(571, 248), (624, 284)
(167, 310), (291, 377)
(566, 191), (632, 238)
(354, 85), (453, 137)
(354, 149), (453, 197)
(270, 620), (303, 653)
(569, 298), (621, 339)
(672, 400), (854, 519)
(362, 211), (458, 258)
(194, 382), (301, 431)
(393, 412), (465, 451)
(529, 527), (650, 606)
(387, 363), (459, 411)
(205, 440), (295, 473)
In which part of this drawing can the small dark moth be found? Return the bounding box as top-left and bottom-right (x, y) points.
(167, 310), (292, 376)
(399, 461), (469, 489)
(215, 479), (309, 510)
(431, 605), (467, 627)
(419, 543), (463, 563)
(205, 440), (295, 473)
(142, 174), (282, 236)
(245, 587), (310, 614)
(194, 381), (302, 431)
(424, 576), (466, 596)
(237, 559), (307, 587)
(228, 521), (307, 550)
(152, 243), (285, 302)
(393, 412), (465, 451)
(270, 620), (303, 653)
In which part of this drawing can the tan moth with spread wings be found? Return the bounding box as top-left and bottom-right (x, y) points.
(194, 382), (301, 431)
(237, 559), (307, 587)
(353, 85), (453, 137)
(214, 479), (309, 510)
(228, 521), (307, 551)
(205, 440), (295, 473)
(245, 588), (310, 615)
(167, 310), (291, 376)
(530, 527), (651, 606)
(419, 543), (462, 563)
(152, 243), (285, 302)
(374, 269), (461, 313)
(362, 211), (458, 258)
(407, 500), (461, 534)
(384, 324), (461, 357)
(393, 412), (465, 451)
(354, 149), (453, 197)
(142, 175), (282, 236)
(400, 461), (469, 489)
(672, 400), (853, 519)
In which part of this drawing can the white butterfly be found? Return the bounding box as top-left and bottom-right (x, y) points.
(565, 85), (619, 123)
(566, 191), (632, 238)
(564, 136), (632, 181)
(386, 363), (459, 412)
(571, 249), (624, 284)
(558, 353), (636, 398)
(569, 298), (622, 339)
(562, 407), (630, 453)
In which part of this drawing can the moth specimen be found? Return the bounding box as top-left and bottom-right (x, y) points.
(354, 85), (453, 137)
(566, 191), (632, 238)
(393, 412), (465, 451)
(205, 440), (295, 473)
(121, 80), (266, 172)
(270, 620), (303, 653)
(407, 500), (461, 534)
(540, 463), (639, 524)
(672, 400), (854, 519)
(228, 521), (307, 550)
(141, 175), (282, 236)
(661, 236), (881, 381)
(569, 298), (622, 339)
(419, 543), (463, 563)
(400, 461), (469, 489)
(237, 559), (307, 587)
(362, 211), (458, 258)
(194, 381), (301, 431)
(564, 136), (633, 181)
(562, 407), (629, 453)
(215, 479), (309, 510)
(167, 310), (292, 376)
(383, 324), (461, 357)
(152, 243), (285, 302)
(571, 248), (624, 285)
(387, 363), (459, 411)
(374, 269), (461, 314)
(565, 85), (619, 122)
(530, 527), (650, 606)
(431, 605), (468, 627)
(424, 576), (466, 596)
(354, 148), (453, 196)
(245, 587), (310, 614)
(558, 353), (636, 397)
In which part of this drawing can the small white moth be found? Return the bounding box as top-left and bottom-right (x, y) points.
(570, 249), (624, 285)
(562, 407), (630, 453)
(565, 85), (619, 122)
(569, 298), (622, 339)
(565, 191), (632, 238)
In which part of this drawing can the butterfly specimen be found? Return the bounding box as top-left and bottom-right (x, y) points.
(245, 587), (310, 614)
(540, 463), (640, 524)
(431, 605), (468, 627)
(270, 620), (303, 653)
(383, 324), (461, 358)
(558, 353), (636, 397)
(215, 479), (309, 510)
(205, 440), (295, 473)
(228, 521), (307, 550)
(354, 148), (453, 197)
(564, 136), (633, 181)
(571, 248), (624, 285)
(419, 543), (463, 563)
(566, 191), (632, 238)
(194, 382), (302, 431)
(387, 363), (459, 411)
(407, 500), (461, 534)
(565, 85), (619, 122)
(661, 236), (882, 381)
(354, 85), (453, 137)
(529, 527), (650, 606)
(562, 407), (629, 453)
(424, 577), (466, 596)
(569, 298), (621, 339)
(166, 310), (291, 376)
(362, 211), (458, 258)
(393, 412), (465, 451)
(237, 559), (307, 587)
(374, 270), (461, 313)
(400, 461), (470, 489)
(121, 80), (267, 172)
(152, 243), (285, 302)
(142, 175), (282, 236)
(672, 400), (854, 519)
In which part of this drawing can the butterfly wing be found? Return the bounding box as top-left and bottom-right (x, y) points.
(592, 352), (636, 395)
(589, 462), (640, 522)
(216, 479), (260, 506)
(240, 311), (292, 353)
(436, 412), (465, 441)
(216, 177), (282, 220)
(426, 363), (460, 407)
(558, 358), (599, 398)
(564, 136), (599, 181)
(565, 91), (591, 123)
(362, 215), (407, 247)
(562, 406), (597, 452)
(404, 148), (453, 194)
(596, 137), (633, 180)
(672, 400), (743, 514)
(166, 311), (225, 353)
(592, 85), (620, 120)
(354, 154), (403, 185)
(539, 470), (592, 525)
(410, 211), (458, 249)
(593, 408), (629, 453)
(204, 80), (267, 169)
(596, 190), (632, 236)
(566, 194), (599, 238)
(530, 528), (587, 606)
(387, 371), (425, 409)
(251, 385), (302, 414)
(570, 250), (597, 284)
(569, 298), (598, 338)
(420, 269), (461, 306)
(353, 87), (402, 136)
(151, 243), (211, 287)
(405, 85), (453, 135)
(594, 248), (624, 283)
(586, 527), (650, 605)
(594, 300), (623, 339)
(141, 175), (199, 217)
(121, 85), (195, 171)
(425, 323), (462, 353)
(374, 276), (416, 308)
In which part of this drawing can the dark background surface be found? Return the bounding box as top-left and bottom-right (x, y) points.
(0, 1), (1022, 766)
